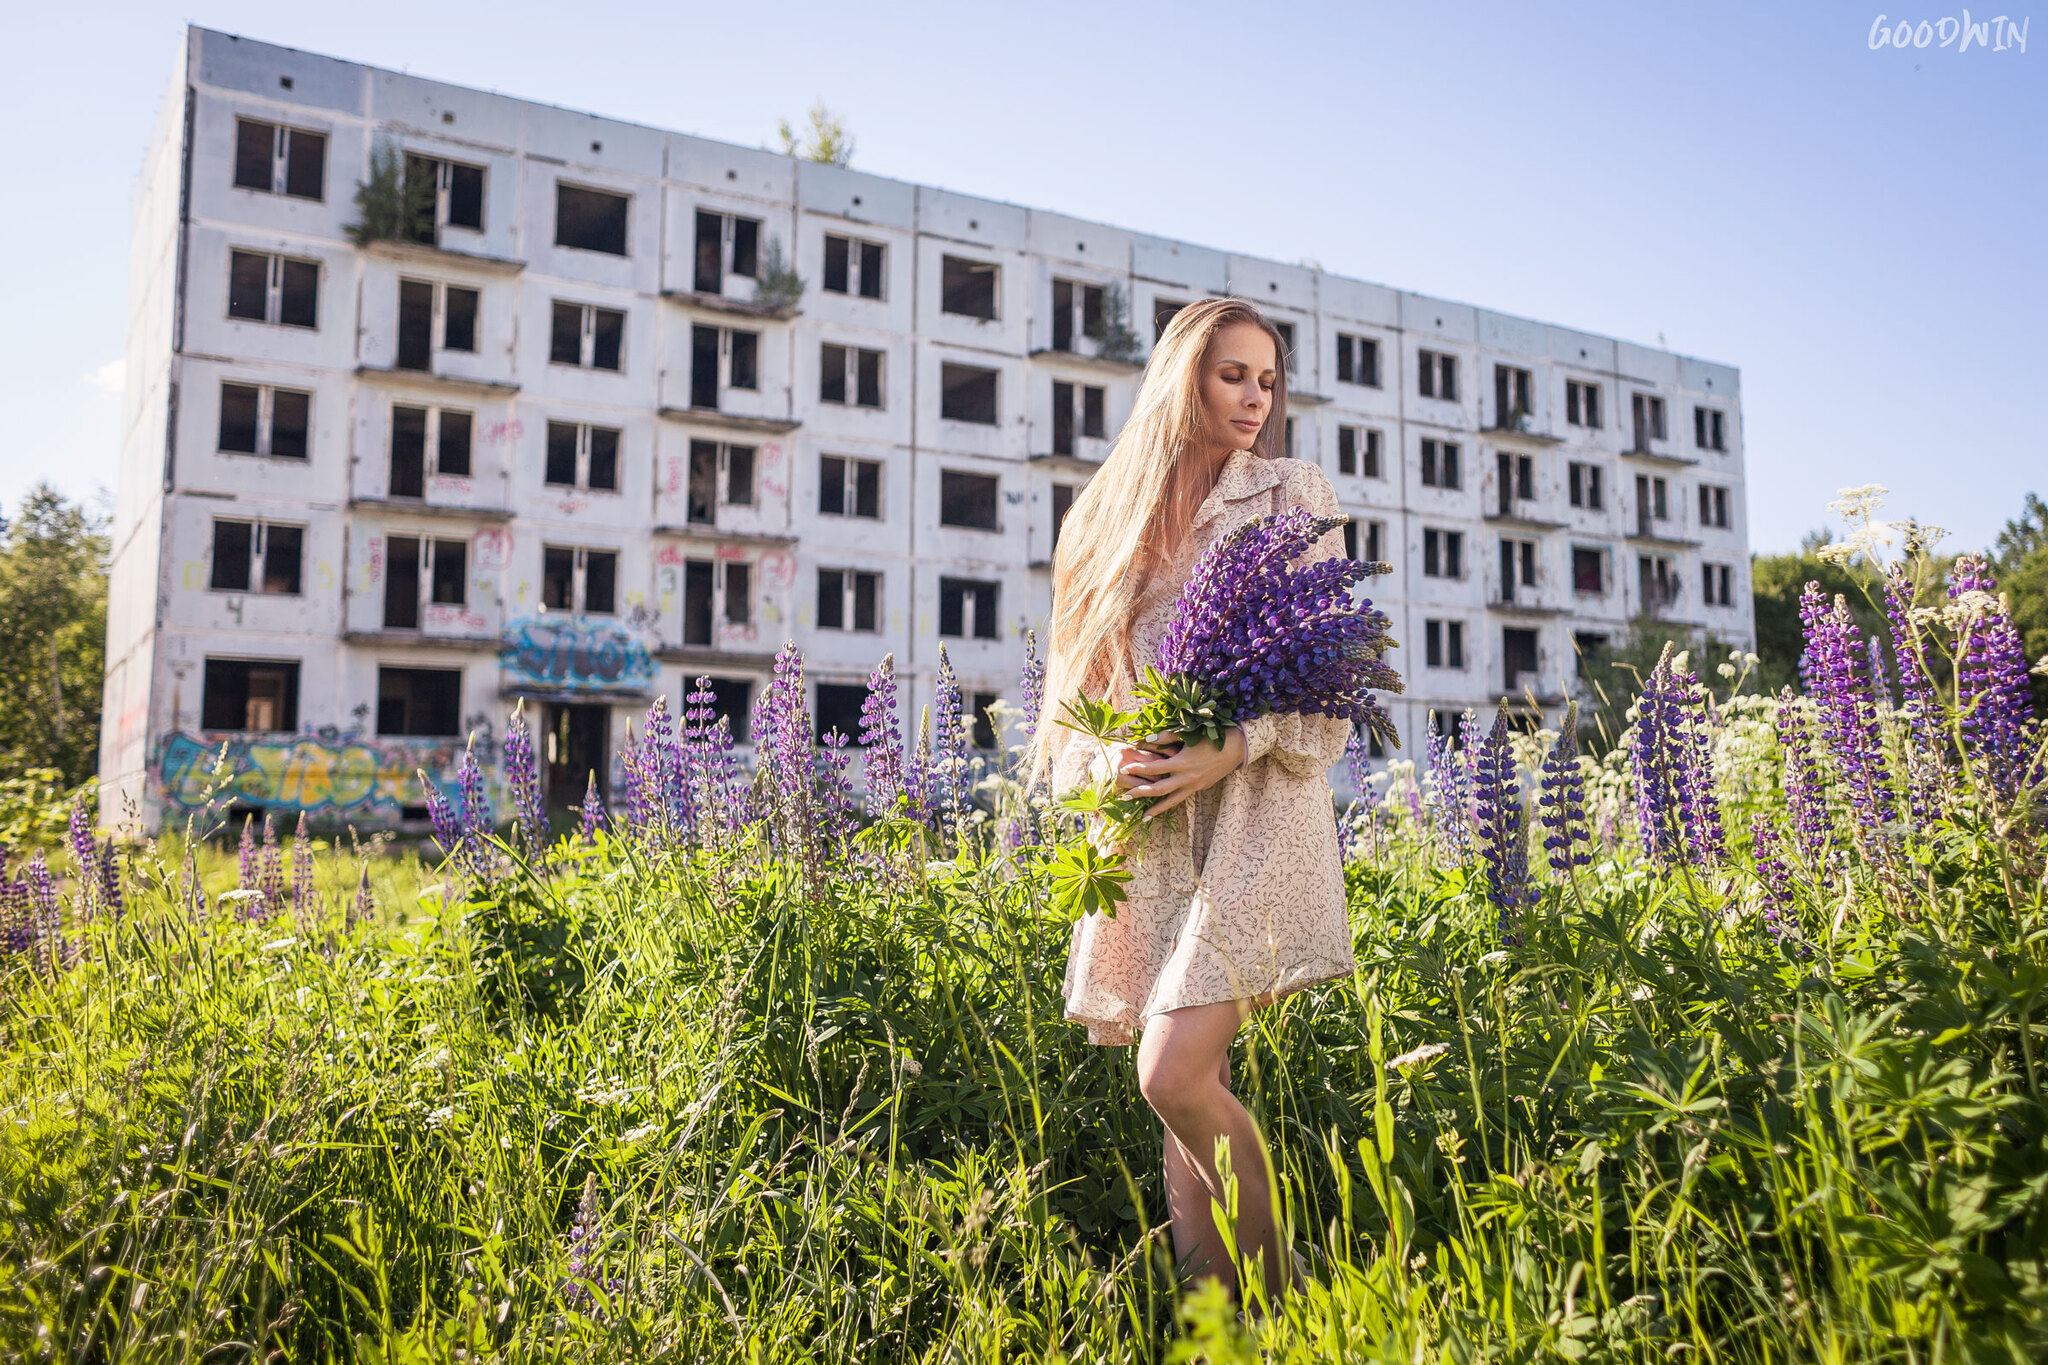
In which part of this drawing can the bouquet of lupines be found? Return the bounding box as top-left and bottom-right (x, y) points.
(1050, 507), (1402, 918)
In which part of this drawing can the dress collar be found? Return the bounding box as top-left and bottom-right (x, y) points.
(1191, 449), (1283, 531)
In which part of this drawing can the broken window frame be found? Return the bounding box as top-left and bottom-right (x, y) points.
(1420, 438), (1461, 490)
(1565, 379), (1602, 429)
(227, 250), (320, 329)
(1702, 562), (1734, 607)
(941, 363), (999, 426)
(1049, 380), (1107, 455)
(232, 117), (327, 201)
(1493, 365), (1533, 423)
(1631, 392), (1667, 447)
(1694, 405), (1727, 452)
(401, 154), (487, 244)
(1051, 483), (1076, 552)
(1049, 278), (1108, 352)
(540, 545), (620, 615)
(208, 518), (304, 596)
(1567, 461), (1605, 511)
(1698, 483), (1730, 529)
(555, 182), (630, 257)
(376, 665), (462, 737)
(217, 380), (312, 460)
(544, 421), (623, 493)
(1571, 545), (1607, 595)
(548, 301), (626, 372)
(819, 342), (885, 407)
(388, 404), (474, 496)
(1417, 349), (1458, 402)
(1422, 528), (1464, 579)
(1423, 619), (1466, 670)
(821, 233), (887, 300)
(201, 657), (301, 733)
(693, 209), (761, 293)
(682, 439), (753, 521)
(396, 278), (482, 371)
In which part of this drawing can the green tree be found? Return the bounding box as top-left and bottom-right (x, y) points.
(1570, 613), (1749, 754)
(777, 103), (855, 167)
(0, 483), (109, 786)
(1992, 491), (2048, 717)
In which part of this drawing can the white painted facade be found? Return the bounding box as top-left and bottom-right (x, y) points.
(100, 27), (1751, 831)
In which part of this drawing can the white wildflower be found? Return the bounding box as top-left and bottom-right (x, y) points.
(1387, 1042), (1450, 1071)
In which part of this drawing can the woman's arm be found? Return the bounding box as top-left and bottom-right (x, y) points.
(1234, 462), (1357, 779)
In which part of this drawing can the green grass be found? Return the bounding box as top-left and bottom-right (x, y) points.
(3, 803), (2047, 1362)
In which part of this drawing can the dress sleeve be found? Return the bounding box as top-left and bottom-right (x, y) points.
(1236, 462), (1356, 780)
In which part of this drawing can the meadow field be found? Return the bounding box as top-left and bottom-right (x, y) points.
(1, 549), (2043, 1363)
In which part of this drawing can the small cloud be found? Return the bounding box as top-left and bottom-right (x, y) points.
(88, 359), (124, 396)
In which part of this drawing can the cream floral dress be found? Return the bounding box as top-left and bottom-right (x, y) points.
(1049, 451), (1356, 1046)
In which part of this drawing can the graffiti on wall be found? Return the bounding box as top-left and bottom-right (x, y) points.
(155, 731), (464, 817)
(499, 615), (655, 694)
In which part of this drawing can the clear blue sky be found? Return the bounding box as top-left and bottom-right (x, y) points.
(6, 0), (2040, 554)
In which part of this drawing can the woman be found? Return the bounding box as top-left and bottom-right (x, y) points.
(1027, 297), (1355, 1300)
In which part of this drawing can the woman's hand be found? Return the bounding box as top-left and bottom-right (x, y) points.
(1111, 727), (1247, 819)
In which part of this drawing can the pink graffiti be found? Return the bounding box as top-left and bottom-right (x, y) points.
(713, 543), (749, 561)
(763, 443), (783, 466)
(656, 545), (686, 567)
(473, 527), (513, 571)
(425, 603), (489, 632)
(760, 550), (796, 590)
(366, 535), (384, 583)
(481, 419), (526, 445)
(664, 457), (684, 495)
(762, 476), (789, 499)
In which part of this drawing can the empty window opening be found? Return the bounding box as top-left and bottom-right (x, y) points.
(1632, 392), (1667, 447)
(1638, 554), (1679, 607)
(939, 577), (1001, 640)
(228, 250), (319, 328)
(816, 568), (881, 632)
(1051, 380), (1107, 455)
(1703, 562), (1734, 607)
(233, 118), (326, 200)
(1498, 537), (1536, 602)
(377, 666), (461, 737)
(388, 404), (473, 495)
(1573, 631), (1609, 679)
(1494, 365), (1533, 424)
(940, 470), (1000, 530)
(688, 324), (757, 407)
(1694, 406), (1727, 451)
(1423, 528), (1464, 579)
(1572, 546), (1606, 595)
(822, 234), (886, 299)
(941, 255), (999, 319)
(429, 537), (467, 606)
(1152, 298), (1188, 341)
(542, 546), (618, 615)
(941, 363), (998, 425)
(1336, 333), (1380, 387)
(1050, 279), (1107, 352)
(1336, 425), (1382, 479)
(1568, 461), (1604, 510)
(1565, 379), (1602, 429)
(1420, 438), (1461, 490)
(1051, 483), (1076, 552)
(1424, 620), (1466, 670)
(1417, 349), (1458, 401)
(819, 455), (882, 519)
(545, 422), (622, 493)
(218, 381), (310, 459)
(820, 343), (885, 407)
(815, 682), (871, 744)
(209, 519), (303, 595)
(556, 183), (629, 255)
(1502, 627), (1540, 693)
(549, 301), (625, 371)
(402, 154), (486, 243)
(1698, 484), (1730, 529)
(693, 209), (760, 292)
(202, 658), (300, 732)
(385, 535), (421, 628)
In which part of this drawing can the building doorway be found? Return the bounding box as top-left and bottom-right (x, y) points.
(543, 703), (609, 827)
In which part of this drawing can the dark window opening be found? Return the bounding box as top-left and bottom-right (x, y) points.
(377, 666), (461, 737)
(693, 210), (723, 292)
(820, 456), (881, 518)
(941, 363), (998, 425)
(228, 250), (268, 320)
(725, 562), (751, 624)
(385, 535), (420, 628)
(690, 325), (719, 408)
(443, 286), (478, 353)
(856, 347), (883, 407)
(1052, 380), (1075, 456)
(815, 682), (869, 745)
(279, 259), (318, 328)
(448, 163), (484, 230)
(688, 440), (718, 524)
(550, 302), (584, 365)
(971, 691), (1001, 750)
(219, 383), (260, 453)
(1495, 365), (1533, 424)
(1153, 298), (1187, 341)
(389, 406), (428, 499)
(1051, 483), (1075, 552)
(262, 525), (302, 595)
(397, 279), (434, 371)
(202, 659), (300, 732)
(587, 427), (618, 491)
(820, 343), (847, 404)
(1573, 631), (1609, 678)
(542, 547), (574, 611)
(941, 255), (998, 319)
(546, 422), (579, 487)
(430, 539), (466, 606)
(210, 520), (252, 591)
(1503, 627), (1539, 693)
(271, 389), (310, 459)
(556, 183), (629, 255)
(938, 577), (1000, 640)
(683, 560), (715, 646)
(592, 308), (624, 372)
(437, 410), (472, 478)
(1336, 333), (1380, 387)
(233, 119), (274, 191)
(700, 678), (753, 743)
(823, 235), (850, 294)
(940, 471), (999, 530)
(584, 551), (617, 615)
(1573, 547), (1605, 594)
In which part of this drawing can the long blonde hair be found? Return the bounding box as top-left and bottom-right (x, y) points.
(1025, 297), (1289, 785)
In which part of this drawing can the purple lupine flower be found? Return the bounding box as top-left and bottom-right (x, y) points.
(1750, 816), (1800, 949)
(929, 646), (970, 826)
(1153, 507), (1402, 744)
(818, 728), (857, 840)
(859, 653), (905, 817)
(640, 697), (680, 841)
(615, 724), (646, 836)
(24, 853), (62, 976)
(349, 863), (374, 928)
(505, 703), (548, 856)
(1631, 645), (1725, 867)
(98, 837), (124, 921)
(419, 771), (460, 858)
(236, 815), (258, 891)
(1775, 690), (1832, 870)
(1799, 583), (1896, 840)
(290, 813), (314, 924)
(1472, 705), (1533, 932)
(904, 706), (935, 831)
(683, 677), (725, 842)
(1884, 562), (1944, 820)
(1021, 630), (1045, 742)
(1948, 553), (2037, 803)
(561, 1172), (625, 1309)
(1537, 703), (1592, 876)
(68, 798), (98, 919)
(258, 814), (285, 916)
(578, 772), (607, 843)
(1343, 724), (1373, 811)
(456, 746), (494, 882)
(0, 877), (32, 955)
(700, 714), (745, 836)
(1423, 715), (1472, 860)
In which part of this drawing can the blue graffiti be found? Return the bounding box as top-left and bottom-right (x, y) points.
(499, 615), (655, 694)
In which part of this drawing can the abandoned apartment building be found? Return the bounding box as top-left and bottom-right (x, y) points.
(98, 26), (1752, 831)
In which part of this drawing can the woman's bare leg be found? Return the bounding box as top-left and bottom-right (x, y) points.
(1137, 1000), (1289, 1299)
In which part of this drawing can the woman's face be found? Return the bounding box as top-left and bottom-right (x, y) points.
(1197, 321), (1278, 456)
